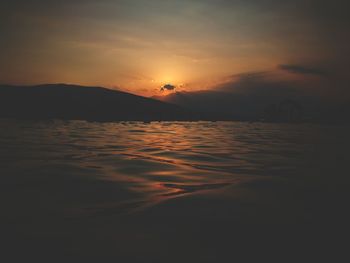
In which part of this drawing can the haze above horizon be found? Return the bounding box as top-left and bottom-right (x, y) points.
(1, 0), (349, 99)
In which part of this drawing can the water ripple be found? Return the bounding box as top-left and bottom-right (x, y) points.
(0, 120), (318, 214)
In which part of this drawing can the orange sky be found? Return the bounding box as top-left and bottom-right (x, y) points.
(1, 0), (349, 97)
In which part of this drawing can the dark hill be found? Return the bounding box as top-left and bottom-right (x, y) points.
(154, 90), (350, 123)
(0, 84), (197, 121)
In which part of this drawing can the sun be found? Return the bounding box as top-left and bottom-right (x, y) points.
(157, 76), (176, 87)
(154, 69), (182, 86)
(150, 68), (187, 94)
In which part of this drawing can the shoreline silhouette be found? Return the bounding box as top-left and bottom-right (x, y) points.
(0, 84), (197, 122)
(1, 84), (348, 124)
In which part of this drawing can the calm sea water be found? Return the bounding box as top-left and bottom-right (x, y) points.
(1, 120), (349, 261)
(0, 120), (318, 209)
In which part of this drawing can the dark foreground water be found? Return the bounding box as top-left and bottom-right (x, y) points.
(0, 120), (349, 262)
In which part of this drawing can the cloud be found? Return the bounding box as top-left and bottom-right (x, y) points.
(218, 71), (292, 92)
(161, 84), (176, 92)
(212, 70), (319, 102)
(278, 64), (327, 76)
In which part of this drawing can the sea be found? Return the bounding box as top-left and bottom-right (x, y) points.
(0, 120), (349, 262)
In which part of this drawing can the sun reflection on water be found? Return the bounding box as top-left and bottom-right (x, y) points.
(0, 120), (311, 214)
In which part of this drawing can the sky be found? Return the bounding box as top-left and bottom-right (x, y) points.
(1, 0), (349, 98)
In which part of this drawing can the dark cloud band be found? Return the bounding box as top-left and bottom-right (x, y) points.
(161, 84), (176, 92)
(278, 64), (327, 76)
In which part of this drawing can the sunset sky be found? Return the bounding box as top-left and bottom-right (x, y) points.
(1, 0), (349, 97)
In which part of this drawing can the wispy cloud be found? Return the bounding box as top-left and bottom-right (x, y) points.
(215, 70), (304, 98)
(278, 64), (327, 76)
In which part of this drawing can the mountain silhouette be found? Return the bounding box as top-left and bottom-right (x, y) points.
(264, 99), (304, 122)
(154, 90), (350, 123)
(1, 84), (348, 123)
(0, 84), (197, 121)
(153, 90), (271, 121)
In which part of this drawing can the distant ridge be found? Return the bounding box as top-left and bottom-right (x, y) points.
(153, 90), (350, 124)
(0, 84), (197, 121)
